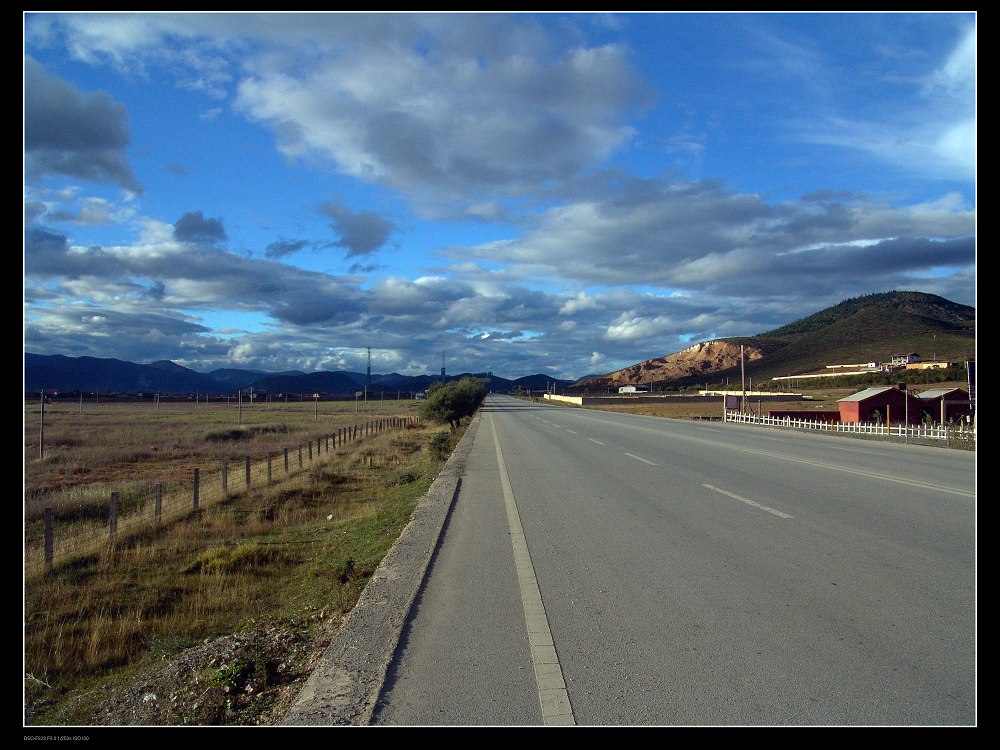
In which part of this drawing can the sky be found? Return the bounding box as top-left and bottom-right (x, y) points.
(23, 12), (976, 380)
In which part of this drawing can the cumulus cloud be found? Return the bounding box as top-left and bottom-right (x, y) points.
(230, 16), (652, 211)
(319, 200), (394, 257)
(24, 57), (143, 193)
(24, 226), (365, 328)
(173, 210), (227, 245)
(452, 177), (975, 295)
(559, 291), (602, 315)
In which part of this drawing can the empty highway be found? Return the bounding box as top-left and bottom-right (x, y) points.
(372, 395), (976, 725)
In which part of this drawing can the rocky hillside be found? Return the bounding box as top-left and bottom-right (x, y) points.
(580, 339), (766, 389)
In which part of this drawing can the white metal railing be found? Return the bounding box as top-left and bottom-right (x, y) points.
(723, 410), (975, 442)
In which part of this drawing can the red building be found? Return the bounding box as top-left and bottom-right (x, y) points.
(915, 388), (974, 424)
(838, 386), (925, 425)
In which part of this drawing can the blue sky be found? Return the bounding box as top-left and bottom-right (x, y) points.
(23, 12), (976, 379)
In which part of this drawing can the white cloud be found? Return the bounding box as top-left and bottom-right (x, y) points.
(559, 291), (600, 315)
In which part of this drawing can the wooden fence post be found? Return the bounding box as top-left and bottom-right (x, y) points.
(222, 458), (228, 494)
(44, 507), (53, 573)
(284, 447), (289, 473)
(245, 456), (251, 487)
(309, 441), (313, 461)
(298, 445), (303, 467)
(109, 492), (119, 538)
(155, 483), (162, 525)
(194, 468), (200, 510)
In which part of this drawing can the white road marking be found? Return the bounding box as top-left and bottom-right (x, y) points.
(587, 438), (606, 446)
(565, 429), (577, 434)
(491, 417), (576, 726)
(824, 444), (889, 456)
(702, 484), (794, 519)
(624, 452), (657, 465)
(553, 409), (973, 498)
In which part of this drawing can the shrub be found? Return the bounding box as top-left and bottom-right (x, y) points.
(419, 377), (488, 429)
(429, 431), (452, 461)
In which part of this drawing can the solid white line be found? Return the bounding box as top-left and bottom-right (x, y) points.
(823, 444), (889, 456)
(624, 452), (657, 465)
(491, 417), (576, 726)
(565, 429), (577, 434)
(587, 438), (605, 445)
(702, 484), (794, 519)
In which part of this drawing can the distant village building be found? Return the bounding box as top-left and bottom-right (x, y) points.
(618, 385), (647, 394)
(905, 360), (953, 371)
(890, 352), (921, 368)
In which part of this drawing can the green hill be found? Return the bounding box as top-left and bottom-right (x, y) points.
(745, 291), (975, 381)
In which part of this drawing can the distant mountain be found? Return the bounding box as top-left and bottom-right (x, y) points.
(511, 374), (572, 390)
(249, 371), (361, 396)
(24, 353), (574, 396)
(25, 354), (218, 394)
(575, 291), (976, 390)
(372, 372), (414, 388)
(206, 368), (269, 390)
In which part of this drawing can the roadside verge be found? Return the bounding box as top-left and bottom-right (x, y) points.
(282, 413), (482, 725)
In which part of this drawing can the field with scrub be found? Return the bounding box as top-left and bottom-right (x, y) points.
(23, 396), (456, 725)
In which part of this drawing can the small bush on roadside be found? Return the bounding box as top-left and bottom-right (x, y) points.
(419, 377), (488, 429)
(429, 431), (452, 461)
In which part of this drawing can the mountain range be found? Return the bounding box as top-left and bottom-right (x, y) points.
(23, 353), (570, 396)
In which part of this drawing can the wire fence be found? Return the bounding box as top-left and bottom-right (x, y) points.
(724, 410), (976, 442)
(24, 416), (418, 580)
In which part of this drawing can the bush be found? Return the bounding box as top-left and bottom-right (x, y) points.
(419, 377), (488, 429)
(429, 431), (452, 461)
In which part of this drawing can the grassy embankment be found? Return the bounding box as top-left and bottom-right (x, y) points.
(24, 398), (456, 725)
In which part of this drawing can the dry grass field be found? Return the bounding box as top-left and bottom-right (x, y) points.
(23, 396), (454, 725)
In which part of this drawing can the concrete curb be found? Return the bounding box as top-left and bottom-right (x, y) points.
(281, 413), (482, 725)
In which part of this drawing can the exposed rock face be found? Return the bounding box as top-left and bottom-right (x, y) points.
(581, 340), (764, 388)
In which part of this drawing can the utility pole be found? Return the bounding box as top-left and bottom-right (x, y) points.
(740, 344), (747, 413)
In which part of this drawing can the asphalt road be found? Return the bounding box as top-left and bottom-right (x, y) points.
(372, 394), (976, 726)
